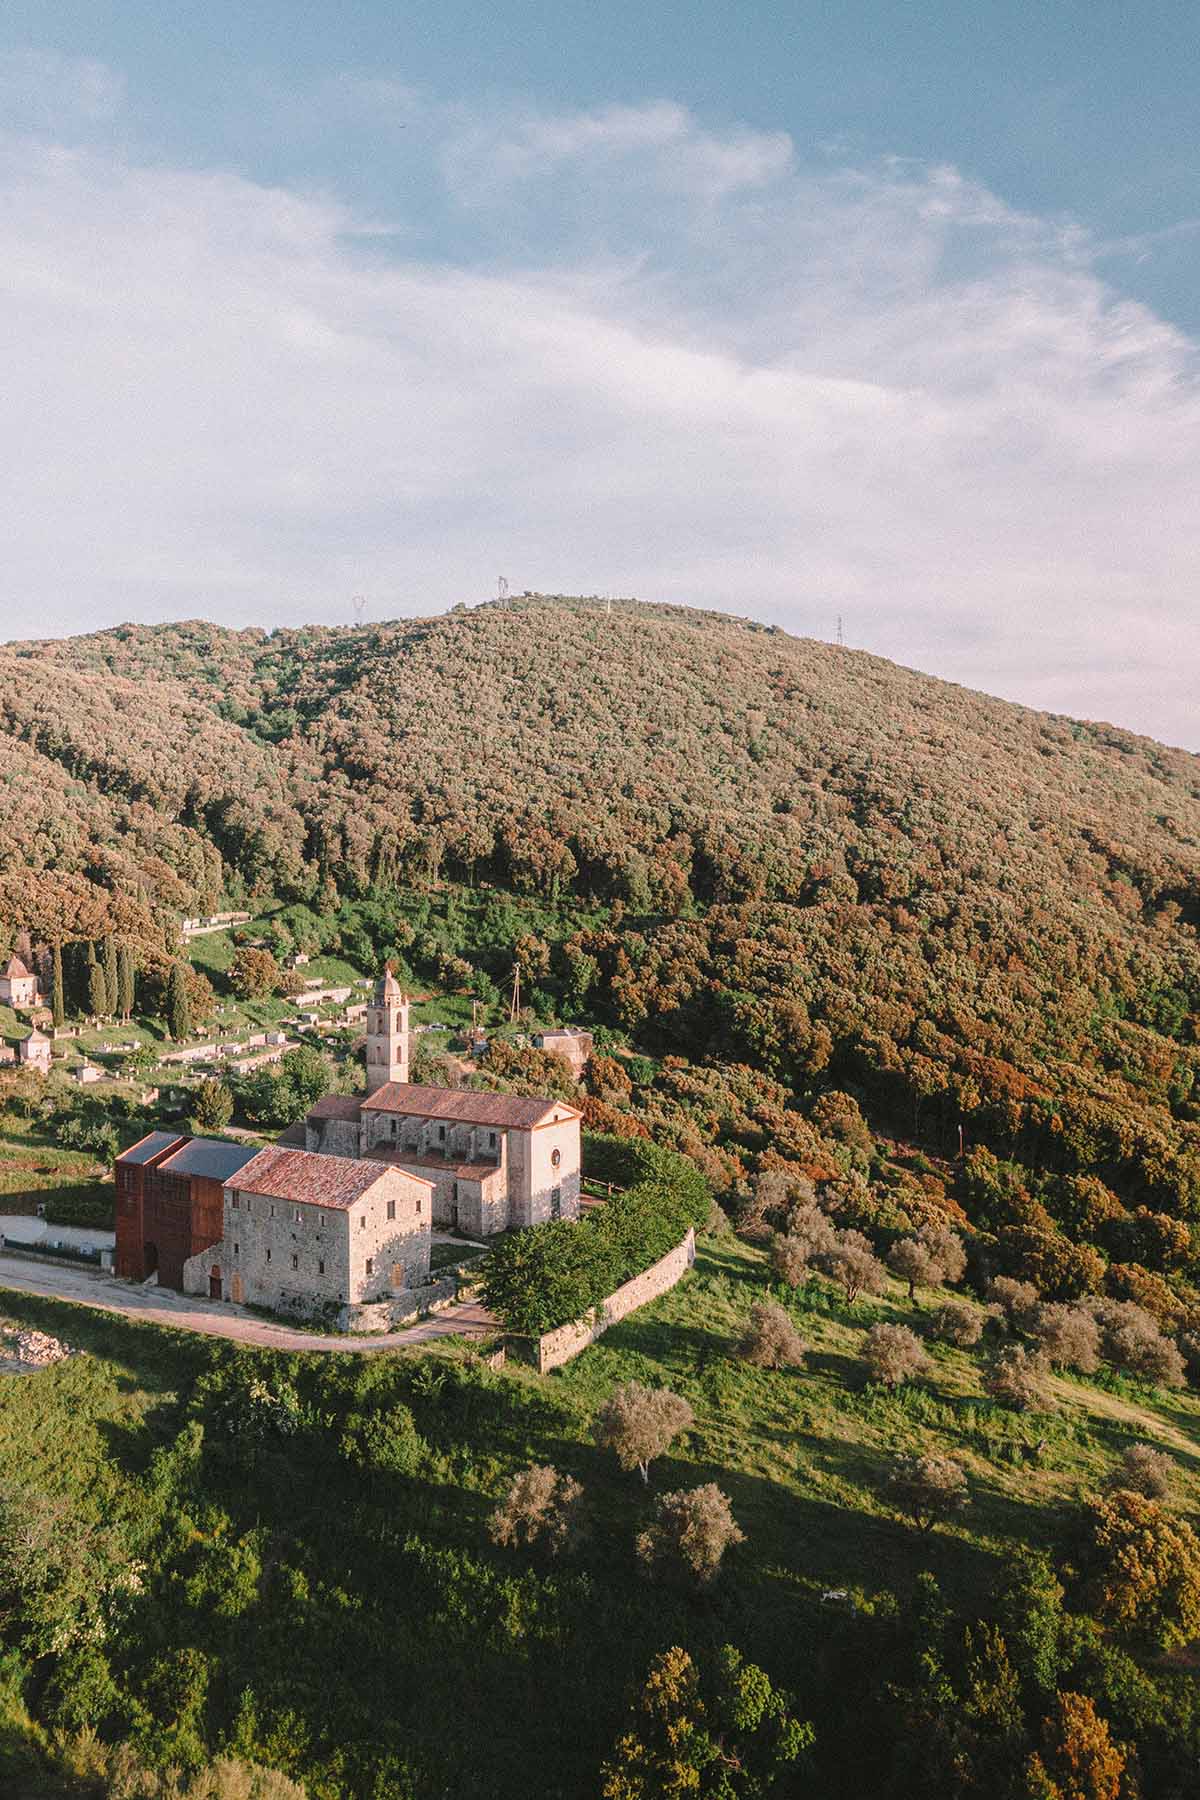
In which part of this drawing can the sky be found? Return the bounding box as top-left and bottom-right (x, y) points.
(1, 5), (1198, 748)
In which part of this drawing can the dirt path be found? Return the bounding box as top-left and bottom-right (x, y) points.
(0, 1255), (497, 1354)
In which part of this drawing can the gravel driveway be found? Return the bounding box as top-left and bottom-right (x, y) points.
(0, 1254), (497, 1354)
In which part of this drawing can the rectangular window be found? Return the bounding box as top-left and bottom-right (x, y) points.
(387, 1199), (395, 1221)
(294, 1208), (301, 1223)
(365, 1257), (374, 1277)
(417, 1198), (422, 1215)
(233, 1242), (239, 1257)
(438, 1125), (446, 1142)
(318, 1259), (325, 1275)
(266, 1248), (271, 1262)
(270, 1204), (275, 1218)
(391, 1262), (404, 1288)
(360, 1215), (366, 1229)
(291, 1253), (298, 1271)
(231, 1193), (240, 1210)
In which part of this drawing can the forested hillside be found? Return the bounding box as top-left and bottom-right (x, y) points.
(3, 595), (1199, 1220)
(5, 598), (1200, 1797)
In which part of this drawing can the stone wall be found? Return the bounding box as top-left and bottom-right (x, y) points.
(339, 1275), (459, 1333)
(533, 1228), (696, 1375)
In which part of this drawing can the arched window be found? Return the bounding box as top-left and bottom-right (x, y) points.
(551, 1148), (562, 1168)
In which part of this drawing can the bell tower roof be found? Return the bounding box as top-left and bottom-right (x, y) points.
(376, 964), (404, 1003)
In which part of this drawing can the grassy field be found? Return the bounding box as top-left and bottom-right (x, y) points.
(1, 1230), (1198, 1795)
(2, 1231), (1195, 1608)
(0, 1111), (113, 1216)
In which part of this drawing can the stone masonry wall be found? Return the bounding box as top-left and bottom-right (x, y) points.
(534, 1228), (696, 1374)
(338, 1275), (459, 1333)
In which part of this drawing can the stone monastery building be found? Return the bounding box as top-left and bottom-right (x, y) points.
(303, 969), (582, 1237)
(115, 969), (582, 1327)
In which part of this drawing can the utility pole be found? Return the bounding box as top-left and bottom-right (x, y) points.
(352, 595), (366, 627)
(509, 962), (521, 1023)
(836, 614), (844, 646)
(498, 576), (509, 603)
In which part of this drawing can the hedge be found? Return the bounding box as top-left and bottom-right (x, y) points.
(481, 1134), (709, 1336)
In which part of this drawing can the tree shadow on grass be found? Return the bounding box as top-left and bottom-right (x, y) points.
(0, 1285), (209, 1397)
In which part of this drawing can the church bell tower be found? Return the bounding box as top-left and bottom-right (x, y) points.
(365, 966), (409, 1094)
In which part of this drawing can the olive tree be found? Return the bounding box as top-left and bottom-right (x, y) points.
(1028, 1302), (1101, 1374)
(928, 1300), (983, 1348)
(885, 1454), (969, 1533)
(864, 1322), (928, 1388)
(737, 1300), (805, 1370)
(1106, 1442), (1174, 1501)
(635, 1484), (745, 1586)
(825, 1230), (887, 1306)
(594, 1382), (694, 1485)
(488, 1464), (586, 1554)
(985, 1343), (1047, 1412)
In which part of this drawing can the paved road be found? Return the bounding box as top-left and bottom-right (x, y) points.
(0, 1255), (497, 1354)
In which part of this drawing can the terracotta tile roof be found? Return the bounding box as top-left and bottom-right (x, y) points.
(307, 1094), (363, 1121)
(2, 956), (31, 979)
(360, 1081), (580, 1129)
(230, 1146), (431, 1210)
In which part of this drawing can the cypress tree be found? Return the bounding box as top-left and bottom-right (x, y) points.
(167, 962), (191, 1041)
(103, 936), (119, 1017)
(117, 943), (136, 1021)
(88, 958), (108, 1021)
(51, 943), (65, 1030)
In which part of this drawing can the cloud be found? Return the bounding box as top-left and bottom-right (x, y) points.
(0, 84), (1197, 747)
(0, 48), (123, 132)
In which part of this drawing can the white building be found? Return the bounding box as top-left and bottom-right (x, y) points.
(0, 956), (39, 1010)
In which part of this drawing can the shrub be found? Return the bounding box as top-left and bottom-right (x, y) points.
(594, 1383), (694, 1484)
(928, 1300), (983, 1348)
(1092, 1300), (1186, 1388)
(917, 1224), (967, 1285)
(1106, 1443), (1174, 1501)
(737, 1300), (805, 1369)
(1034, 1692), (1126, 1800)
(488, 1465), (585, 1555)
(864, 1322), (928, 1388)
(1028, 1303), (1101, 1374)
(1105, 1261), (1183, 1328)
(988, 1276), (1040, 1330)
(600, 1645), (811, 1797)
(191, 1077), (234, 1133)
(785, 1201), (837, 1258)
(484, 1134), (710, 1334)
(985, 1344), (1047, 1411)
(885, 1454), (969, 1532)
(1078, 1488), (1200, 1648)
(635, 1484), (744, 1586)
(825, 1229), (887, 1305)
(770, 1233), (812, 1288)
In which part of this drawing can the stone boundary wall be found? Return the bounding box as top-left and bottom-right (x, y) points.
(534, 1228), (696, 1375)
(339, 1275), (459, 1334)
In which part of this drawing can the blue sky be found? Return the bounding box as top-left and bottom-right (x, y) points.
(1, 5), (1198, 744)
